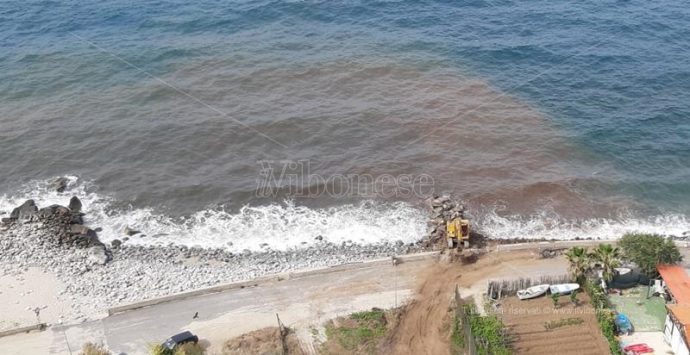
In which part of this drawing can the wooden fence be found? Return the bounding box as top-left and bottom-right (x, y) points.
(487, 274), (571, 300)
(454, 286), (477, 355)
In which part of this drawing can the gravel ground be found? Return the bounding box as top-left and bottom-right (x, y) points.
(0, 219), (423, 325)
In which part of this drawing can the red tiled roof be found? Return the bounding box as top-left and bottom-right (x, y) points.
(658, 264), (690, 304)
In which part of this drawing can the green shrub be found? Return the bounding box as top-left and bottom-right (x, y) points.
(79, 343), (111, 355)
(570, 289), (579, 305)
(463, 304), (511, 355)
(149, 344), (172, 355)
(148, 342), (204, 355)
(551, 292), (560, 308)
(450, 313), (464, 354)
(619, 233), (682, 277)
(173, 342), (205, 355)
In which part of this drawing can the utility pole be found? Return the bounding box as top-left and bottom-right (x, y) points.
(62, 329), (73, 355)
(394, 257), (398, 309)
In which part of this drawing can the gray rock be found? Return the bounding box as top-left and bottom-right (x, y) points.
(51, 177), (69, 193)
(432, 195), (450, 207)
(86, 246), (109, 265)
(37, 205), (70, 219)
(68, 197), (82, 212)
(10, 200), (38, 221)
(70, 224), (90, 235)
(123, 226), (141, 236)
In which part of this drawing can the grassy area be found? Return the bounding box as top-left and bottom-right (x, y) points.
(323, 309), (389, 354)
(463, 304), (511, 355)
(609, 286), (666, 331)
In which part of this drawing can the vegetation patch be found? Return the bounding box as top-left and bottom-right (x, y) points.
(618, 233), (682, 277)
(323, 308), (391, 354)
(544, 317), (584, 331)
(450, 312), (464, 354)
(223, 326), (302, 355)
(79, 343), (111, 355)
(583, 272), (623, 355)
(463, 304), (511, 355)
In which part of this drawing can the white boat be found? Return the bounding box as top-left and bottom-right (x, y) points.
(550, 283), (580, 295)
(615, 267), (632, 275)
(517, 284), (550, 300)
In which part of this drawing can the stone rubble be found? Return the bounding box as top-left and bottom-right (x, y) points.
(422, 195), (466, 247)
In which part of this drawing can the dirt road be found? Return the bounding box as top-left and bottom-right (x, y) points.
(385, 250), (568, 355)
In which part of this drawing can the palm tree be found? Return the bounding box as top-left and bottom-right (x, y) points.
(565, 246), (591, 284)
(591, 244), (622, 282)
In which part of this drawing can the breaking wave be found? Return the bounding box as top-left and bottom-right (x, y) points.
(0, 176), (427, 252)
(1, 177), (688, 253)
(474, 207), (690, 241)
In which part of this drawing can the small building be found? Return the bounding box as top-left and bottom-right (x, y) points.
(665, 304), (690, 355)
(658, 264), (690, 355)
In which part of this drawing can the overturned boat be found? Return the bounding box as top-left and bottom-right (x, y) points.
(549, 283), (580, 295)
(517, 284), (550, 300)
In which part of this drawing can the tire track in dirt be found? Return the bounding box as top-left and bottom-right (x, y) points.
(383, 250), (539, 355)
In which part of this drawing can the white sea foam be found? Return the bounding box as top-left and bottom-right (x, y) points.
(2, 177), (689, 252)
(475, 208), (690, 241)
(0, 176), (427, 252)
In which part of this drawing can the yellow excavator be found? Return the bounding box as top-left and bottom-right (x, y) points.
(446, 218), (470, 249)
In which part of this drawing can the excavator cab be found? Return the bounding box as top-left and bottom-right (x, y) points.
(446, 218), (470, 249)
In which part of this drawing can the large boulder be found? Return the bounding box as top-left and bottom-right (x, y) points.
(51, 177), (69, 193)
(68, 196), (82, 212)
(37, 205), (71, 219)
(9, 200), (39, 221)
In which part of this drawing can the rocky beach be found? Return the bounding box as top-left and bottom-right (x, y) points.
(1, 183), (469, 329)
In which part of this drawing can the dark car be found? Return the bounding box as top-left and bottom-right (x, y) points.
(162, 331), (199, 350)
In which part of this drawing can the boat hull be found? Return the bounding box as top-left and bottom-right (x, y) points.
(549, 283), (580, 294)
(517, 284), (550, 300)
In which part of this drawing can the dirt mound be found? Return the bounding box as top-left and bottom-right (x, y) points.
(222, 326), (305, 355)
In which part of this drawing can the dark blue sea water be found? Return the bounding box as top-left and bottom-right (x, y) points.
(1, 0), (688, 248)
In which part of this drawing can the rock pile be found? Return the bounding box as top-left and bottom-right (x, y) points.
(1, 197), (110, 265)
(423, 195), (465, 247)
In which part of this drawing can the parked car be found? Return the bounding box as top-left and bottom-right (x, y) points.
(162, 331), (199, 350)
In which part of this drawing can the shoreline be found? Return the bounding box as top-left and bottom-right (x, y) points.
(1, 194), (686, 335)
(0, 216), (424, 330)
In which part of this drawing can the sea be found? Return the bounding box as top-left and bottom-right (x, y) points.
(1, 0), (689, 252)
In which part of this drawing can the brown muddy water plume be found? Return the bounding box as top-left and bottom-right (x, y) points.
(2, 58), (680, 248)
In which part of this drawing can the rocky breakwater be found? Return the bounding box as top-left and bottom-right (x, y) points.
(422, 195), (466, 248)
(1, 197), (110, 268)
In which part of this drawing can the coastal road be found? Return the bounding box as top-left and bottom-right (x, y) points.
(0, 255), (436, 355)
